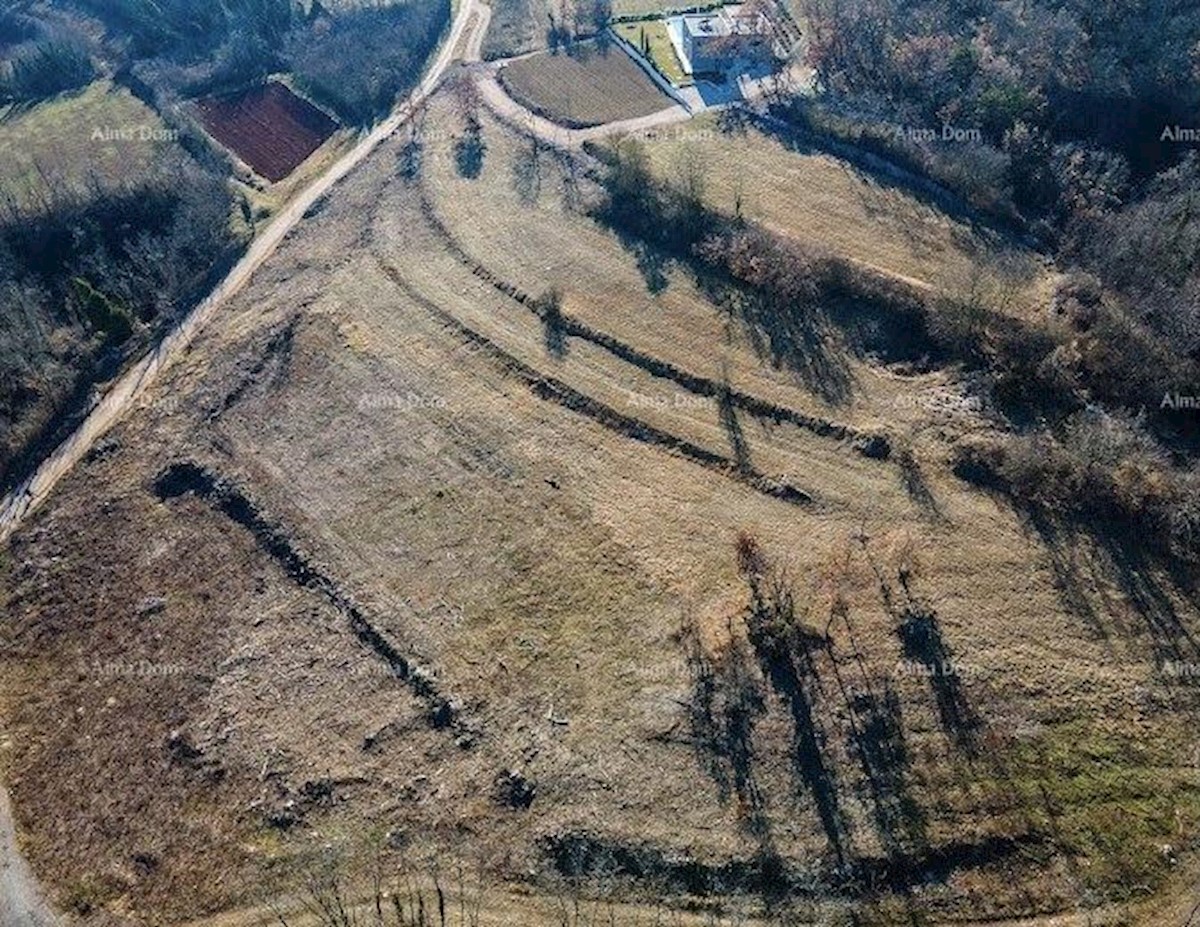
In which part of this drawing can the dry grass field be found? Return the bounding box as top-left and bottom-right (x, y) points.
(637, 113), (1051, 309)
(1, 83), (1199, 927)
(0, 80), (178, 206)
(499, 42), (672, 128)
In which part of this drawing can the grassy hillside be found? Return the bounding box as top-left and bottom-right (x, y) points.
(636, 112), (1048, 303)
(2, 88), (1199, 927)
(0, 80), (172, 208)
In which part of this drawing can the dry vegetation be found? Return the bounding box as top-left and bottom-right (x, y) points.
(499, 42), (671, 129)
(0, 80), (173, 207)
(635, 112), (1049, 305)
(2, 79), (1200, 927)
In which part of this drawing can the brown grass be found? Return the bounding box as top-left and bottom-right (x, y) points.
(637, 113), (1052, 312)
(0, 86), (1198, 927)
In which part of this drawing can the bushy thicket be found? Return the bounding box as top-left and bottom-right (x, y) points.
(288, 0), (451, 124)
(69, 0), (450, 125)
(954, 411), (1200, 563)
(1069, 156), (1200, 365)
(70, 0), (294, 59)
(0, 154), (238, 488)
(801, 0), (1199, 178)
(0, 11), (96, 103)
(0, 39), (96, 102)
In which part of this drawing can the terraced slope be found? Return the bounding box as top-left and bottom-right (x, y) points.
(1, 86), (1198, 927)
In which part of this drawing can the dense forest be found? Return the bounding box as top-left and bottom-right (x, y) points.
(795, 0), (1200, 368)
(74, 0), (450, 124)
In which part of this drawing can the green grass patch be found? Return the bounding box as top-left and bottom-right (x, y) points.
(614, 20), (691, 86)
(0, 80), (174, 208)
(1005, 719), (1200, 900)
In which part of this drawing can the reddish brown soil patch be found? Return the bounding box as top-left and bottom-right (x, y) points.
(196, 81), (338, 182)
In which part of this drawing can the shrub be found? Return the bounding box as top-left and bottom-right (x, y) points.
(954, 409), (1198, 561)
(0, 40), (96, 103)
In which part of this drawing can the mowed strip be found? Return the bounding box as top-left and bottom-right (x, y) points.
(499, 41), (672, 128)
(195, 81), (339, 182)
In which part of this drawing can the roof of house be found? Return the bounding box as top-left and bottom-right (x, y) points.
(680, 6), (765, 39)
(682, 13), (733, 37)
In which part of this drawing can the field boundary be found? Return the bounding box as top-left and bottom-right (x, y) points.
(413, 191), (890, 456)
(153, 461), (476, 738)
(372, 252), (819, 508)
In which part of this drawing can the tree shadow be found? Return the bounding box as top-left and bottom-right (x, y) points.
(680, 618), (789, 902)
(741, 570), (852, 871)
(823, 600), (929, 859)
(699, 274), (856, 406)
(511, 138), (543, 205)
(895, 592), (980, 756)
(897, 447), (947, 524)
(1106, 534), (1200, 670)
(534, 288), (569, 359)
(1023, 506), (1200, 676)
(1025, 513), (1108, 639)
(604, 223), (672, 294)
(718, 387), (753, 472)
(454, 117), (487, 179)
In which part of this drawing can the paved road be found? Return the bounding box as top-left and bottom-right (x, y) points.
(0, 0), (483, 546)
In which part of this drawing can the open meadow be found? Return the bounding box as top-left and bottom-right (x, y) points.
(1, 80), (1198, 927)
(0, 80), (177, 207)
(636, 112), (1050, 307)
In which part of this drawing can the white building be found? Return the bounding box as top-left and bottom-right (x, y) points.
(667, 5), (773, 76)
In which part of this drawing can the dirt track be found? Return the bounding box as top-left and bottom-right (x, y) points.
(0, 6), (483, 923)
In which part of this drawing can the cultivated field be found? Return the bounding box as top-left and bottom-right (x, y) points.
(0, 80), (177, 206)
(196, 82), (340, 183)
(1, 81), (1199, 927)
(499, 42), (672, 127)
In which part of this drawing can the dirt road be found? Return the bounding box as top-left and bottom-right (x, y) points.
(0, 7), (484, 922)
(0, 0), (482, 546)
(476, 72), (691, 148)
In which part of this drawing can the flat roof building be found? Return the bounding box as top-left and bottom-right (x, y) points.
(668, 5), (773, 76)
